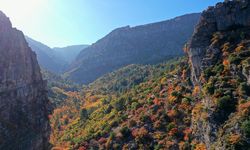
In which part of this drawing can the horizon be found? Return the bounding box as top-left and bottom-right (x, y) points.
(0, 0), (222, 48)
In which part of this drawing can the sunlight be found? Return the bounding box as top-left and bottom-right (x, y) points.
(0, 0), (46, 24)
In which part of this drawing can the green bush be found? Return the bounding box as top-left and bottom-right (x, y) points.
(213, 64), (224, 74)
(228, 55), (242, 65)
(80, 108), (88, 121)
(204, 67), (215, 79)
(239, 82), (250, 96)
(166, 122), (176, 132)
(131, 102), (140, 110)
(204, 83), (215, 95)
(217, 95), (232, 110)
(120, 126), (130, 137)
(241, 119), (250, 138)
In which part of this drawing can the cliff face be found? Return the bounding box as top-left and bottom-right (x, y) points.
(66, 13), (200, 84)
(0, 11), (50, 149)
(187, 0), (250, 149)
(188, 0), (250, 85)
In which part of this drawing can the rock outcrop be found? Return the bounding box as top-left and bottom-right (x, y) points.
(66, 13), (201, 84)
(188, 0), (250, 85)
(0, 11), (50, 149)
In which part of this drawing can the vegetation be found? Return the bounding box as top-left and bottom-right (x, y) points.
(48, 28), (250, 149)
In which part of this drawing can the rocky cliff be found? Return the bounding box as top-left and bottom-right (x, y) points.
(0, 11), (50, 149)
(187, 0), (250, 149)
(188, 0), (250, 85)
(66, 13), (201, 84)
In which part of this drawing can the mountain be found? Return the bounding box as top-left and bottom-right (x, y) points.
(53, 45), (89, 64)
(0, 11), (50, 149)
(49, 0), (250, 149)
(65, 13), (201, 84)
(25, 36), (67, 73)
(25, 37), (88, 74)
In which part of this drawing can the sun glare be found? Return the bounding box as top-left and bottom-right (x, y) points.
(0, 0), (46, 25)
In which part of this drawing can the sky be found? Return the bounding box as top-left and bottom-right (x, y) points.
(0, 0), (223, 48)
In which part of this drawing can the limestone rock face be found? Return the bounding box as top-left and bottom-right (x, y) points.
(0, 11), (50, 149)
(188, 0), (250, 85)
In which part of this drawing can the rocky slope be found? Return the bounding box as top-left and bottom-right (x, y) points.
(187, 0), (250, 149)
(0, 11), (50, 149)
(66, 13), (201, 84)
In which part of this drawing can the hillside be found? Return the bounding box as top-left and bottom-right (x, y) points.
(41, 69), (81, 107)
(65, 13), (201, 84)
(49, 1), (250, 149)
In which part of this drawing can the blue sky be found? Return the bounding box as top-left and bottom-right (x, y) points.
(0, 0), (223, 47)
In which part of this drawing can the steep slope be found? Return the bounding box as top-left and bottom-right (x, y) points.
(187, 0), (250, 149)
(53, 45), (89, 64)
(0, 12), (50, 149)
(25, 36), (67, 73)
(66, 13), (201, 84)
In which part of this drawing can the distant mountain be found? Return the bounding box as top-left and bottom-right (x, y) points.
(25, 36), (67, 73)
(66, 13), (201, 84)
(25, 36), (87, 73)
(53, 45), (89, 64)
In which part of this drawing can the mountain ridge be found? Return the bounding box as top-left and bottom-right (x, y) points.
(66, 13), (201, 84)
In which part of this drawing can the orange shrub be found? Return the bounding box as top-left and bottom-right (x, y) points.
(183, 128), (192, 141)
(192, 103), (203, 119)
(195, 143), (206, 150)
(228, 134), (241, 145)
(132, 127), (148, 140)
(238, 101), (250, 116)
(167, 109), (178, 118)
(192, 85), (200, 96)
(223, 59), (230, 67)
(235, 45), (244, 52)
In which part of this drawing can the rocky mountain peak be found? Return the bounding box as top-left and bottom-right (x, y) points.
(187, 0), (250, 85)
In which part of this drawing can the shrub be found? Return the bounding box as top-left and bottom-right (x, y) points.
(140, 114), (151, 123)
(217, 96), (233, 111)
(112, 97), (126, 111)
(239, 82), (250, 96)
(166, 122), (176, 132)
(131, 102), (140, 110)
(241, 119), (250, 138)
(120, 126), (131, 137)
(80, 108), (88, 121)
(215, 95), (236, 123)
(203, 68), (215, 79)
(204, 83), (215, 95)
(228, 55), (242, 65)
(213, 64), (224, 74)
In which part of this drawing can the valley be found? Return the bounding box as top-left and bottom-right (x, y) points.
(0, 0), (250, 150)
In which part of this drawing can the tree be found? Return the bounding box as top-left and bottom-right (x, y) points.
(80, 108), (88, 121)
